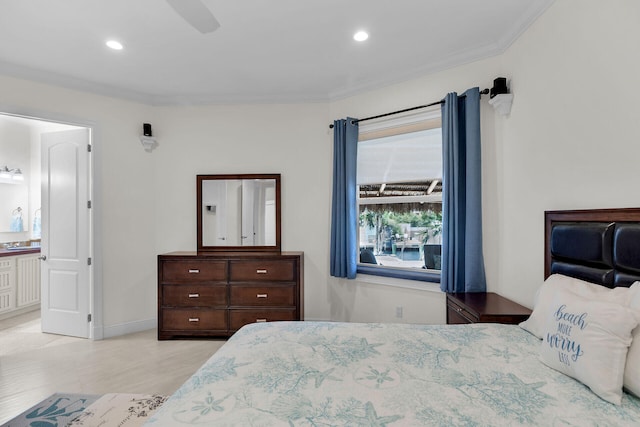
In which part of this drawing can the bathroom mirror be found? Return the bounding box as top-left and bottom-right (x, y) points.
(197, 174), (281, 252)
(0, 185), (28, 233)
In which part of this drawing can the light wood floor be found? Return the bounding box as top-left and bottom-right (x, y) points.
(0, 311), (226, 424)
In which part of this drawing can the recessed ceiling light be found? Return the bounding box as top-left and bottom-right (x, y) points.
(353, 31), (369, 42)
(106, 40), (123, 50)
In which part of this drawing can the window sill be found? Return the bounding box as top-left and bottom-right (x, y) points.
(356, 265), (441, 291)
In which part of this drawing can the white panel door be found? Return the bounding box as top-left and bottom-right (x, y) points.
(241, 180), (255, 246)
(40, 128), (91, 338)
(225, 180), (241, 246)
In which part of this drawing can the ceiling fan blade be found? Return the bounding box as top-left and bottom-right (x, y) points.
(166, 0), (220, 34)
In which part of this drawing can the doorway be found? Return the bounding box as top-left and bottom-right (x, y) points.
(0, 112), (97, 339)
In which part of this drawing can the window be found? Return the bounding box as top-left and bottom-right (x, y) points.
(356, 109), (442, 281)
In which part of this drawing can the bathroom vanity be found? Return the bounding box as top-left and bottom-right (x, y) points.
(0, 247), (41, 319)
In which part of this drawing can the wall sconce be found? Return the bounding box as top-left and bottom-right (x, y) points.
(0, 166), (24, 183)
(139, 123), (158, 152)
(488, 77), (514, 116)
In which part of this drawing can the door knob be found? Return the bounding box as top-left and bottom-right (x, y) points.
(38, 255), (47, 261)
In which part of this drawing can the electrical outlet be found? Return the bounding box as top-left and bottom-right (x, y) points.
(395, 306), (403, 319)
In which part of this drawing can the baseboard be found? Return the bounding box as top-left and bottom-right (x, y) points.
(102, 317), (156, 339)
(0, 304), (39, 321)
(92, 324), (104, 340)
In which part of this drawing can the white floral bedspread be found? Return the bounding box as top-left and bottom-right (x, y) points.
(146, 321), (640, 426)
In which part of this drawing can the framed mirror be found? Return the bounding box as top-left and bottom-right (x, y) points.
(197, 174), (281, 252)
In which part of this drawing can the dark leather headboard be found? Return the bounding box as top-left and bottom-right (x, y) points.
(545, 208), (640, 288)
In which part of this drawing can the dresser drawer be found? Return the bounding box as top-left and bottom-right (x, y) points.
(230, 285), (295, 307)
(447, 298), (477, 324)
(229, 309), (296, 330)
(446, 293), (531, 325)
(162, 260), (227, 283)
(447, 306), (474, 324)
(229, 260), (295, 282)
(162, 284), (227, 307)
(162, 308), (227, 331)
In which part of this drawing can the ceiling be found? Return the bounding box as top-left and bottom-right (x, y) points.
(0, 0), (555, 106)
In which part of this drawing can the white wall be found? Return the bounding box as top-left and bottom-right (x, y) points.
(492, 0), (640, 306)
(0, 120), (31, 240)
(0, 0), (637, 334)
(151, 103), (333, 321)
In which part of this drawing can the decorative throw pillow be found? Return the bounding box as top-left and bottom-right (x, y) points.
(624, 281), (640, 397)
(520, 274), (640, 339)
(539, 289), (638, 405)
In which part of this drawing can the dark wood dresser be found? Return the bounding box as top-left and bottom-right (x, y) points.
(158, 251), (303, 339)
(446, 292), (531, 325)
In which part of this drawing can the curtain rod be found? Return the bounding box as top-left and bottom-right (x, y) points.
(328, 88), (489, 129)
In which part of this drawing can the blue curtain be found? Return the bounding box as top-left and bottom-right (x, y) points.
(440, 88), (486, 293)
(330, 118), (359, 278)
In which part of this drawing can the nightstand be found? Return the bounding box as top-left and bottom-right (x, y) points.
(446, 292), (531, 325)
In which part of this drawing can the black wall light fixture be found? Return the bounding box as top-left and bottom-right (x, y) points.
(488, 77), (514, 116)
(140, 123), (157, 152)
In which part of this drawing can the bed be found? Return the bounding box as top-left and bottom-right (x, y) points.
(146, 208), (640, 426)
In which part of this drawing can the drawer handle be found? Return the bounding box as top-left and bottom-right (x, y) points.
(188, 318), (200, 322)
(256, 318), (267, 323)
(188, 269), (200, 274)
(257, 294), (268, 298)
(188, 293), (200, 298)
(256, 269), (268, 274)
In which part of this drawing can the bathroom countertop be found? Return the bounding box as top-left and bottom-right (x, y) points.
(0, 247), (41, 258)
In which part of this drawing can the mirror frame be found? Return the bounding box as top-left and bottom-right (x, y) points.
(197, 173), (281, 253)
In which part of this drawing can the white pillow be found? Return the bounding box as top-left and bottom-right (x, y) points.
(539, 289), (638, 405)
(520, 274), (640, 338)
(624, 281), (640, 397)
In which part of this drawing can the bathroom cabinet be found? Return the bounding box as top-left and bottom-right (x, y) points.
(0, 249), (41, 319)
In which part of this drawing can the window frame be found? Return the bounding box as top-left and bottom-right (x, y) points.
(355, 107), (443, 283)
